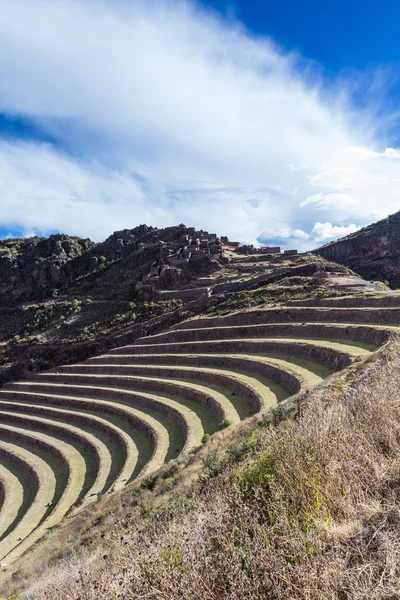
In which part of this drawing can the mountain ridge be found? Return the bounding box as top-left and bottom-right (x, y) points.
(314, 210), (400, 287)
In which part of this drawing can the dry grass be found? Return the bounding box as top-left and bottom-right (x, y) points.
(12, 341), (400, 599)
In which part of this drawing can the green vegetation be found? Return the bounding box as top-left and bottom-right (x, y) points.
(218, 418), (232, 430)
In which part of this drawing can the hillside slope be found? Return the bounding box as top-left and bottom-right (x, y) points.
(7, 332), (400, 600)
(0, 224), (397, 597)
(314, 210), (400, 287)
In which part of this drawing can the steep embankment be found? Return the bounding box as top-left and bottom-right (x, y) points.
(315, 210), (400, 287)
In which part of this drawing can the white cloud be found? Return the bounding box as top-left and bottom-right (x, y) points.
(258, 227), (309, 242)
(300, 192), (359, 209)
(0, 0), (398, 247)
(0, 140), (165, 240)
(311, 222), (360, 242)
(308, 145), (400, 222)
(382, 148), (400, 159)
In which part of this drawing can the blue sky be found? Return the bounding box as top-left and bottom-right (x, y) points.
(204, 0), (400, 72)
(0, 0), (400, 249)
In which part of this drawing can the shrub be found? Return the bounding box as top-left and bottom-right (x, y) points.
(201, 433), (211, 444)
(218, 419), (232, 430)
(141, 474), (159, 491)
(162, 478), (175, 492)
(140, 500), (154, 518)
(237, 450), (275, 504)
(272, 405), (287, 424)
(202, 450), (222, 478)
(226, 432), (257, 461)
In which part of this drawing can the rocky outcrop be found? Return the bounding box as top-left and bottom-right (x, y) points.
(0, 234), (94, 301)
(314, 211), (400, 287)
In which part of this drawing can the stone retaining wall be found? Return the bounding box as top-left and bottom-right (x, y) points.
(11, 382), (197, 451)
(138, 323), (390, 347)
(0, 388), (160, 458)
(84, 354), (302, 395)
(111, 339), (352, 371)
(286, 296), (400, 308)
(174, 307), (400, 329)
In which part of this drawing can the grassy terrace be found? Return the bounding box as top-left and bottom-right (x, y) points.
(0, 440), (55, 562)
(0, 389), (170, 473)
(141, 322), (394, 347)
(0, 462), (24, 540)
(0, 400), (136, 492)
(41, 371), (244, 421)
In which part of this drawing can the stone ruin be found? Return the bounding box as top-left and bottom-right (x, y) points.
(236, 245), (299, 257)
(157, 287), (212, 301)
(135, 227), (224, 300)
(237, 244), (281, 255)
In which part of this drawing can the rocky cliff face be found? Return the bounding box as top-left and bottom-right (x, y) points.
(314, 211), (400, 287)
(0, 234), (94, 301)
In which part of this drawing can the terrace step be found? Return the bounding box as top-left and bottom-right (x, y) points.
(0, 389), (170, 478)
(285, 295), (400, 308)
(136, 322), (392, 348)
(0, 409), (109, 501)
(108, 338), (357, 371)
(86, 352), (330, 389)
(51, 366), (277, 416)
(0, 463), (24, 540)
(0, 400), (137, 492)
(0, 437), (57, 562)
(172, 307), (400, 329)
(0, 422), (89, 565)
(8, 382), (204, 453)
(29, 375), (240, 430)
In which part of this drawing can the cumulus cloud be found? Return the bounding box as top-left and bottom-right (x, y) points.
(257, 227), (310, 247)
(0, 0), (398, 247)
(311, 222), (360, 242)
